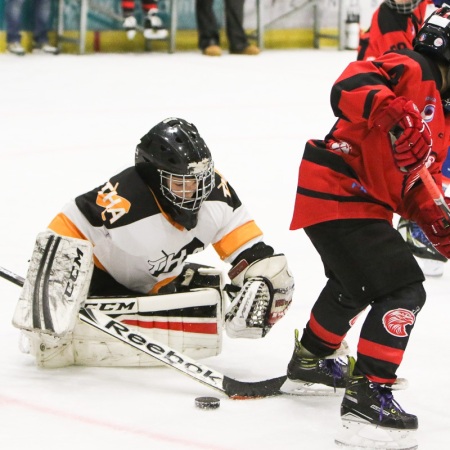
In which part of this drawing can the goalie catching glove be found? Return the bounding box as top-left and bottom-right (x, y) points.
(225, 243), (294, 339)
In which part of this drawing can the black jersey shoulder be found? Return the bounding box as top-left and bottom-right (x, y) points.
(75, 167), (161, 228)
(206, 172), (242, 211)
(390, 48), (443, 88)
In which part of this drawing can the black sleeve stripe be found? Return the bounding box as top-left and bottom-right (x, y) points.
(297, 187), (394, 211)
(303, 141), (360, 181)
(331, 72), (391, 119)
(363, 89), (381, 119)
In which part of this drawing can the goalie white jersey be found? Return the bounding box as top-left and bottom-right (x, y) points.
(48, 167), (264, 294)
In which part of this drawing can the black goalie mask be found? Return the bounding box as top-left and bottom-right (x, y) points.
(135, 118), (215, 230)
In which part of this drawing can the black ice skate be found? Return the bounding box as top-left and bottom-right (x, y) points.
(335, 375), (418, 449)
(281, 329), (355, 396)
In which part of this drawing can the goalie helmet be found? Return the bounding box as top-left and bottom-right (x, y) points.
(384, 0), (422, 14)
(135, 118), (215, 230)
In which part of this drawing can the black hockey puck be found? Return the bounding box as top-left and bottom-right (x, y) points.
(195, 396), (220, 410)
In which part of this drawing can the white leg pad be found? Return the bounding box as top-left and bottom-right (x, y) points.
(27, 288), (223, 368)
(13, 230), (94, 336)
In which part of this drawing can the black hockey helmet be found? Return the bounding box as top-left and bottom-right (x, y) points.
(135, 118), (215, 229)
(384, 0), (422, 14)
(414, 6), (450, 63)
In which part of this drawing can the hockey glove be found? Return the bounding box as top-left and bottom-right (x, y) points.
(225, 254), (294, 339)
(373, 97), (432, 173)
(404, 185), (450, 259)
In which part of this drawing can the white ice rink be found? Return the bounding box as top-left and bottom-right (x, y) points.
(0, 47), (449, 449)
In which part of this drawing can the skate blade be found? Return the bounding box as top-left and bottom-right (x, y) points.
(279, 377), (344, 397)
(144, 30), (169, 40)
(335, 418), (418, 449)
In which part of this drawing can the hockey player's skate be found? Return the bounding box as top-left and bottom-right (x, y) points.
(281, 329), (355, 396)
(335, 375), (418, 449)
(397, 217), (447, 277)
(143, 10), (168, 40)
(123, 16), (137, 40)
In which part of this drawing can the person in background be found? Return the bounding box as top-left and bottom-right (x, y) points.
(357, 0), (429, 62)
(5, 0), (59, 55)
(195, 0), (260, 56)
(358, 0), (449, 276)
(121, 0), (168, 40)
(287, 6), (450, 448)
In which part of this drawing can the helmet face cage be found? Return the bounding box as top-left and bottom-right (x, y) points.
(385, 0), (422, 14)
(160, 159), (215, 211)
(414, 6), (450, 64)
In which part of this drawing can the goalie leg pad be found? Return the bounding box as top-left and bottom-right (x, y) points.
(12, 230), (94, 336)
(27, 288), (223, 367)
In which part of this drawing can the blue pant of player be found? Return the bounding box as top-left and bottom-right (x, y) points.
(5, 0), (52, 45)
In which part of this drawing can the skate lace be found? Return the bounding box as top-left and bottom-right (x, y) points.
(319, 358), (345, 387)
(372, 383), (404, 421)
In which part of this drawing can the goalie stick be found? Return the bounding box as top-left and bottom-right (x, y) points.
(0, 265), (287, 399)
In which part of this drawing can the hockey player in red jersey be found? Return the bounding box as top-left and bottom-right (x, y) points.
(287, 7), (450, 448)
(121, 0), (168, 40)
(358, 0), (450, 277)
(12, 118), (294, 369)
(357, 0), (429, 62)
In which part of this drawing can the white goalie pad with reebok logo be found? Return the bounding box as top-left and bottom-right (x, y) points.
(25, 288), (224, 368)
(12, 230), (94, 336)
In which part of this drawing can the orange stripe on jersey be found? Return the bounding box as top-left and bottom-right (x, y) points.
(358, 337), (404, 366)
(121, 319), (218, 335)
(48, 212), (87, 240)
(213, 221), (263, 260)
(47, 213), (105, 270)
(309, 313), (345, 349)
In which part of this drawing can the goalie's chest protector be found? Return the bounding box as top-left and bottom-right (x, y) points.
(59, 168), (250, 293)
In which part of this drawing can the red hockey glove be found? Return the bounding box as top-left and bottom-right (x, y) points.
(373, 97), (432, 173)
(408, 194), (450, 259)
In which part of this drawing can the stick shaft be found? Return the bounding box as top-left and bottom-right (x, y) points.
(417, 166), (450, 223)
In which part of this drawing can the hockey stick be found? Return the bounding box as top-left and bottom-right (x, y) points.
(417, 166), (450, 225)
(0, 266), (287, 399)
(78, 307), (287, 398)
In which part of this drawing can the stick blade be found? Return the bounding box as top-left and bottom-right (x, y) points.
(223, 375), (287, 399)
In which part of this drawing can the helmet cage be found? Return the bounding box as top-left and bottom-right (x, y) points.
(384, 0), (422, 14)
(414, 6), (450, 64)
(159, 160), (215, 211)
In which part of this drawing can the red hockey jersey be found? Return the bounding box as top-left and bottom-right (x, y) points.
(357, 1), (429, 61)
(290, 49), (450, 230)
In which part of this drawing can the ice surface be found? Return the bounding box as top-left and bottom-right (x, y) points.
(0, 48), (448, 449)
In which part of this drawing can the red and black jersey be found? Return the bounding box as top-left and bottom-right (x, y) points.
(357, 1), (429, 61)
(121, 0), (157, 16)
(291, 49), (450, 230)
